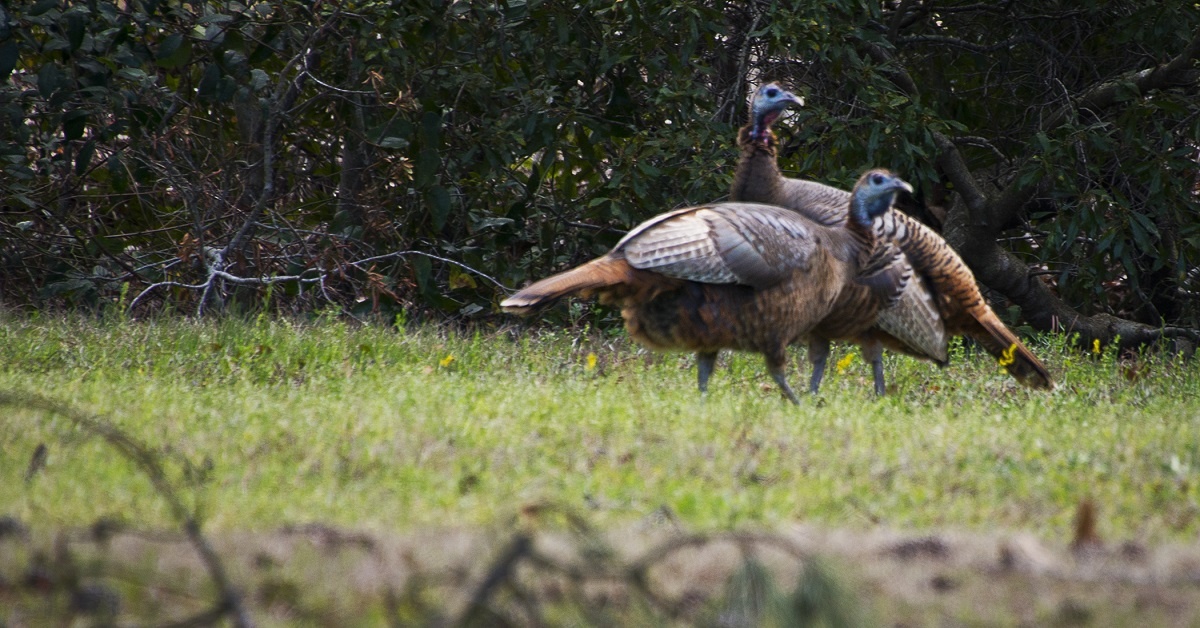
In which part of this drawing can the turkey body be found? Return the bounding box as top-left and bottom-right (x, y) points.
(502, 187), (911, 403)
(624, 278), (839, 357)
(731, 83), (1052, 391)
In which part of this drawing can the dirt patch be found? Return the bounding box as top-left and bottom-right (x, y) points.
(2, 515), (1199, 626)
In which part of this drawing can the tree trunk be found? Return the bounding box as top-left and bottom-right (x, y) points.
(864, 34), (1200, 355)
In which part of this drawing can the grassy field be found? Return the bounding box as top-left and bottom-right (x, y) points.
(2, 313), (1199, 624)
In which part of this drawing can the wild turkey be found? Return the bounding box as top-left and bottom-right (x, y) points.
(501, 170), (916, 403)
(734, 83), (948, 395)
(732, 82), (1053, 390)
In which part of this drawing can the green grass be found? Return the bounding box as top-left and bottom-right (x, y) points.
(1, 312), (1199, 545)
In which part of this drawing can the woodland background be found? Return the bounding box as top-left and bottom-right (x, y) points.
(3, 0), (1200, 349)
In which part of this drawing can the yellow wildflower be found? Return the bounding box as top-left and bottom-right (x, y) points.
(439, 354), (455, 368)
(835, 352), (855, 375)
(586, 352), (598, 371)
(1092, 338), (1101, 355)
(998, 343), (1017, 368)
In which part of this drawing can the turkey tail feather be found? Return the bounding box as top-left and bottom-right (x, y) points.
(500, 257), (634, 315)
(972, 312), (1053, 389)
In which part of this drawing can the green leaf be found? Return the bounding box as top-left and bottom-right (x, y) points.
(197, 63), (222, 99)
(1129, 211), (1159, 237)
(107, 152), (128, 193)
(420, 110), (442, 147)
(76, 139), (95, 176)
(524, 162), (543, 199)
(156, 33), (193, 68)
(39, 278), (95, 299)
(65, 11), (87, 51)
(29, 0), (60, 16)
(0, 42), (18, 82)
(411, 253), (434, 299)
(1128, 213), (1159, 253)
(448, 267), (476, 290)
(414, 149), (439, 187)
(473, 217), (513, 232)
(428, 186), (451, 230)
(116, 68), (149, 82)
(37, 62), (64, 98)
(1033, 132), (1050, 154)
(63, 109), (88, 141)
(157, 33), (182, 60)
(5, 162), (34, 180)
(636, 161), (660, 176)
(1063, 220), (1079, 251)
(249, 68), (269, 91)
(198, 13), (234, 25)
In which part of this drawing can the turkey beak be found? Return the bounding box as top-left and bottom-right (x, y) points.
(783, 91), (804, 108)
(889, 178), (914, 195)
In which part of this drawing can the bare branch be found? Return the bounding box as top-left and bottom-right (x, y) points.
(863, 43), (921, 100)
(726, 7), (764, 125)
(301, 52), (376, 96)
(921, 1), (1016, 15)
(0, 392), (255, 628)
(931, 131), (989, 221)
(896, 35), (1027, 54)
(129, 267), (325, 316)
(562, 220), (627, 236)
(218, 14), (344, 303)
(951, 135), (1011, 164)
(448, 535), (532, 626)
(984, 33), (1200, 228)
(886, 0), (918, 43)
(866, 32), (1200, 348)
(875, 24), (1200, 231)
(1041, 29), (1200, 132)
(352, 250), (513, 294)
(128, 247), (507, 317)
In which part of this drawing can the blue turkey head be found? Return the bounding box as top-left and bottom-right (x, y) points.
(851, 169), (913, 225)
(750, 83), (803, 142)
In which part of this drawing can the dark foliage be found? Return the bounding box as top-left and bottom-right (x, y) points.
(1, 1), (1198, 343)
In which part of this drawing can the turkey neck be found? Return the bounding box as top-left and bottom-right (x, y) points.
(846, 203), (878, 268)
(735, 125), (879, 263)
(731, 125), (783, 204)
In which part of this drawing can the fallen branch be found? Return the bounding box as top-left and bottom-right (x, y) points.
(0, 391), (254, 628)
(127, 265), (326, 316)
(126, 245), (509, 317)
(448, 534), (533, 627)
(863, 34), (1200, 352)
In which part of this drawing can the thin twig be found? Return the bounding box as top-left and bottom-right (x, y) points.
(301, 51), (375, 96)
(210, 12), (344, 315)
(351, 250), (513, 294)
(128, 271), (323, 315)
(128, 247), (505, 315)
